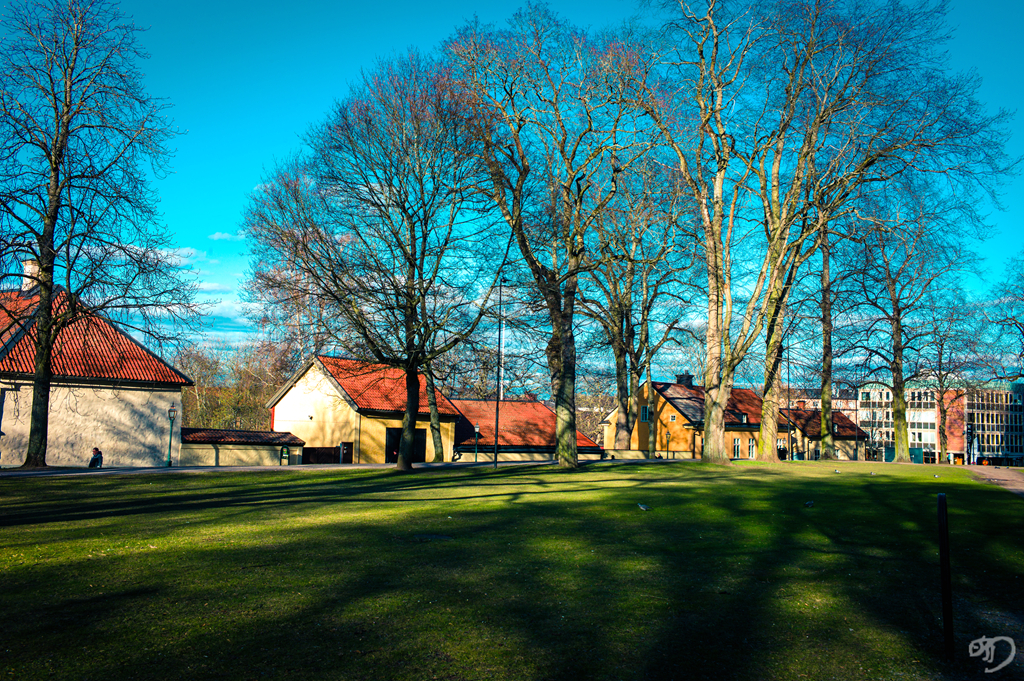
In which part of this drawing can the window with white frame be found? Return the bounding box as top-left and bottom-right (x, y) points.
(748, 438), (756, 458)
(733, 438), (740, 457)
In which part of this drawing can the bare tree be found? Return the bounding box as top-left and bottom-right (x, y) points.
(0, 0), (199, 467)
(637, 0), (1013, 463)
(447, 7), (654, 467)
(579, 159), (698, 451)
(837, 178), (977, 463)
(244, 53), (507, 471)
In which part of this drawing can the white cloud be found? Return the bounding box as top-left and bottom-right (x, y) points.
(209, 230), (246, 241)
(199, 281), (233, 293)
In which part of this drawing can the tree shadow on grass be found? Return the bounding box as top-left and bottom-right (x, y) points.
(0, 462), (1021, 680)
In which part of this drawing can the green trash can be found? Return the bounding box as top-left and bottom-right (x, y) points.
(280, 446), (290, 465)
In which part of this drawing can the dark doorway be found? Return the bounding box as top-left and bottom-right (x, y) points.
(385, 428), (426, 463)
(303, 446), (340, 464)
(341, 442), (354, 464)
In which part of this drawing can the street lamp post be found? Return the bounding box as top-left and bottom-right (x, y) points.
(493, 277), (507, 470)
(474, 422), (480, 463)
(166, 405), (177, 467)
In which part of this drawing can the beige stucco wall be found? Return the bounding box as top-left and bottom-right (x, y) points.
(272, 363), (456, 463)
(790, 430), (860, 460)
(179, 443), (303, 467)
(0, 382), (182, 467)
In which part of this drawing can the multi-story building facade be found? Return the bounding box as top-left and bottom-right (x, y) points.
(856, 381), (1024, 465)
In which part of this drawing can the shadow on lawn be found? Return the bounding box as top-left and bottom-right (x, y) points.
(1, 462), (1022, 681)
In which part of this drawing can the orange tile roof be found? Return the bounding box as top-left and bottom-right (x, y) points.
(451, 398), (601, 449)
(782, 409), (868, 440)
(0, 289), (191, 386)
(317, 356), (460, 416)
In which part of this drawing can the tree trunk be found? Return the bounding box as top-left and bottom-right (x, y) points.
(397, 367), (420, 471)
(646, 351), (656, 459)
(891, 315), (911, 463)
(820, 232), (835, 459)
(757, 293), (784, 461)
(703, 281), (732, 464)
(937, 391), (949, 464)
(424, 367), (445, 462)
(613, 334), (632, 449)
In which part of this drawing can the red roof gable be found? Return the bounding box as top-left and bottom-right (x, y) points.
(317, 356), (460, 416)
(451, 398), (600, 449)
(0, 289), (191, 386)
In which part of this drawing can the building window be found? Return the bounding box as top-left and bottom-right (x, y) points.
(733, 438), (740, 458)
(640, 406), (649, 423)
(748, 438), (756, 458)
(670, 414), (676, 422)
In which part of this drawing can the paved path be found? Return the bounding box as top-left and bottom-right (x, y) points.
(966, 464), (1024, 499)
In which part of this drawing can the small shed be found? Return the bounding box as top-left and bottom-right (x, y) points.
(180, 428), (304, 466)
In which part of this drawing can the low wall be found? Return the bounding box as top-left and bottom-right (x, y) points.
(583, 449), (701, 461)
(179, 443), (302, 467)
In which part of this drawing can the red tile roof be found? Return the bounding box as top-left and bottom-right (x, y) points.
(182, 428), (304, 446)
(317, 356), (460, 416)
(0, 289), (191, 386)
(451, 398), (601, 449)
(782, 409), (868, 440)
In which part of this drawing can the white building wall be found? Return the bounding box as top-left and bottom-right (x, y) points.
(0, 382), (182, 467)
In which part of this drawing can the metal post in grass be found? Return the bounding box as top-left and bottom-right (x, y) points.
(937, 492), (954, 661)
(166, 405), (177, 467)
(474, 422), (480, 463)
(493, 277), (506, 470)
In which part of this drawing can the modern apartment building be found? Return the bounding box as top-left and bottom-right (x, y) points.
(856, 381), (1024, 465)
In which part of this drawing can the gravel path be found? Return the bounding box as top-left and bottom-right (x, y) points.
(967, 464), (1024, 499)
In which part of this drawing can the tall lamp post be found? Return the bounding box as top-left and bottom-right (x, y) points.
(493, 277), (507, 470)
(166, 405), (177, 467)
(474, 422), (480, 463)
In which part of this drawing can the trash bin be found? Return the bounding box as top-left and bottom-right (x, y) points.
(280, 446), (289, 465)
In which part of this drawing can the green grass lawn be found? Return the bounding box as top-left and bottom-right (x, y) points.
(1, 461), (1021, 680)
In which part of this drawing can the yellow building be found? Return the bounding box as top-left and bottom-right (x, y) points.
(267, 356), (461, 464)
(601, 373), (786, 459)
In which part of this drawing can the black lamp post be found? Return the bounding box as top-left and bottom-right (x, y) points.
(474, 422), (480, 463)
(493, 277), (507, 470)
(166, 405), (177, 467)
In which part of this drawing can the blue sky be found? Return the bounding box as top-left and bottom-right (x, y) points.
(114, 0), (1023, 342)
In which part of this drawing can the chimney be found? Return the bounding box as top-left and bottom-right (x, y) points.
(22, 260), (39, 292)
(796, 400), (806, 410)
(676, 372), (694, 388)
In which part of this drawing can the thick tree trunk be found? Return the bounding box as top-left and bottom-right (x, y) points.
(424, 367), (445, 462)
(397, 367), (420, 471)
(550, 321), (579, 467)
(24, 251), (56, 468)
(613, 338), (632, 449)
(646, 352), (656, 459)
(891, 314), (910, 463)
(937, 393), (949, 464)
(820, 233), (835, 459)
(703, 277), (732, 464)
(24, 333), (53, 468)
(758, 294), (784, 461)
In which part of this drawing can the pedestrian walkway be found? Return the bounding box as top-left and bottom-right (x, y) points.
(967, 464), (1024, 499)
